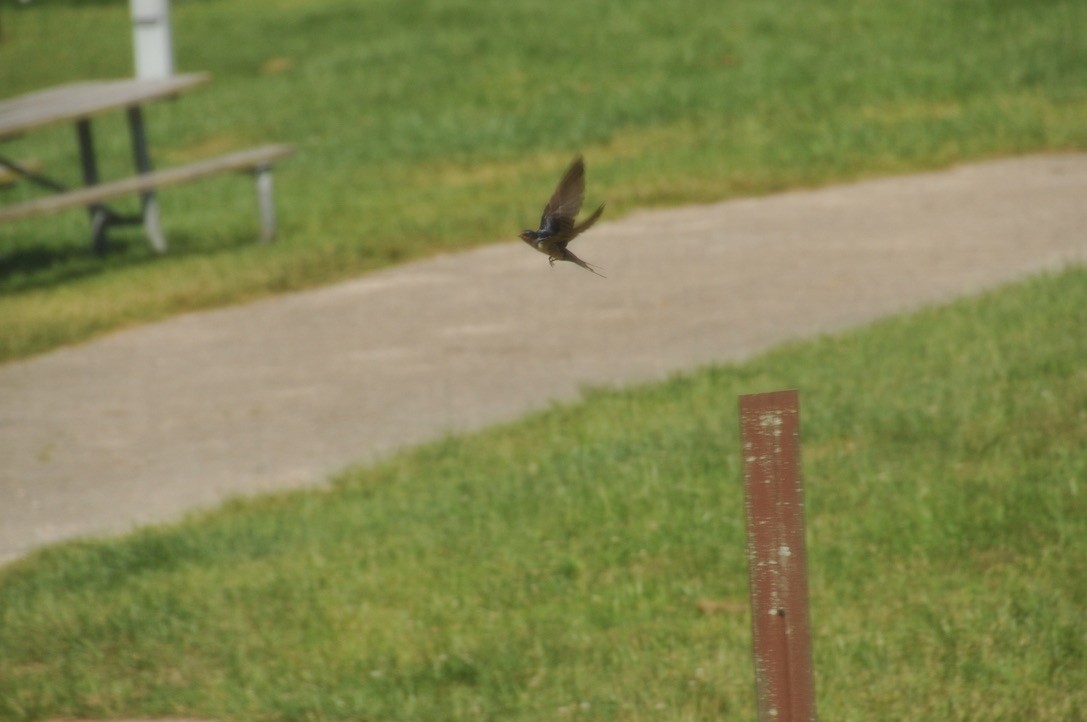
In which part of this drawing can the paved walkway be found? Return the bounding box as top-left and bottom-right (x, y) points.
(1, 153), (1085, 564)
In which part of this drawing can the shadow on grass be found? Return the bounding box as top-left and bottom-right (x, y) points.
(0, 228), (257, 295)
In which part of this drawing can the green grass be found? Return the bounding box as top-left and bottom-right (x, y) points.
(2, 266), (1084, 721)
(1, 0), (1085, 361)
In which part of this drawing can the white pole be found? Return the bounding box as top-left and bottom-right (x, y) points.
(130, 0), (174, 79)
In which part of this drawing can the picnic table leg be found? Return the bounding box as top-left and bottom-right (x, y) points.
(254, 163), (277, 242)
(75, 119), (110, 254)
(0, 152), (68, 193)
(126, 106), (167, 253)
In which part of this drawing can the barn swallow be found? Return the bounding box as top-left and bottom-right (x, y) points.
(519, 155), (606, 277)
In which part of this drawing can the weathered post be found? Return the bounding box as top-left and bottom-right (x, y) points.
(739, 389), (816, 722)
(131, 0), (175, 79)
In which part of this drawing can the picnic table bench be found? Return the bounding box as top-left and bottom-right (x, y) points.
(0, 72), (294, 253)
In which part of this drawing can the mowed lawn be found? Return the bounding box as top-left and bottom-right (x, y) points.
(0, 0), (1085, 361)
(1, 266), (1084, 721)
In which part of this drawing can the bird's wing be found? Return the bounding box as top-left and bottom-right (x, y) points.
(539, 156), (586, 230)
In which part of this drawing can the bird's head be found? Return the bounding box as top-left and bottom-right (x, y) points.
(518, 230), (537, 242)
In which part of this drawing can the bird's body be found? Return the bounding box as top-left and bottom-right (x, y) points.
(519, 156), (606, 277)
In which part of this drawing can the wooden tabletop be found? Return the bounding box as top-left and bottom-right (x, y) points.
(0, 72), (210, 141)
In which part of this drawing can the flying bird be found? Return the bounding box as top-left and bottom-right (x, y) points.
(519, 155), (606, 277)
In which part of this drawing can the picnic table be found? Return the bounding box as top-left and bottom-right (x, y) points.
(0, 72), (293, 253)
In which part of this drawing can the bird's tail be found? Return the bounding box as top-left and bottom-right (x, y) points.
(573, 203), (605, 235)
(564, 202), (606, 276)
(564, 249), (606, 278)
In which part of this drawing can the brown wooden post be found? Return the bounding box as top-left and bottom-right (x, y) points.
(739, 389), (816, 722)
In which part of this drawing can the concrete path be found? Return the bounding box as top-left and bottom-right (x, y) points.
(2, 153), (1085, 564)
